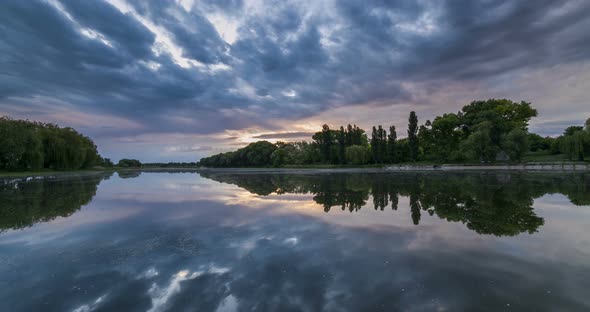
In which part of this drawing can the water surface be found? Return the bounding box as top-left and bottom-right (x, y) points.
(1, 171), (589, 311)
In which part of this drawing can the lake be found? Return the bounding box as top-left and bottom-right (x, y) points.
(1, 171), (589, 311)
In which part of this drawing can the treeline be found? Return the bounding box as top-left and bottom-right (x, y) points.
(0, 117), (153, 171)
(143, 162), (196, 168)
(0, 116), (108, 170)
(198, 99), (590, 167)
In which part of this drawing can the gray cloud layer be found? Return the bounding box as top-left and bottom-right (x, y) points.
(1, 0), (590, 160)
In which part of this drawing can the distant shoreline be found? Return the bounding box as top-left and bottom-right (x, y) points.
(2, 162), (589, 180)
(196, 163), (590, 173)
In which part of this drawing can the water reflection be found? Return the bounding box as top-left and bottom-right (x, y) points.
(0, 173), (112, 232)
(0, 171), (589, 311)
(198, 172), (590, 236)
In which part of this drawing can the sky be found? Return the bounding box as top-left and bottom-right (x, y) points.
(1, 0), (590, 162)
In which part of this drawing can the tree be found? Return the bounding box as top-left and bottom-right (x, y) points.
(387, 125), (397, 163)
(396, 138), (411, 162)
(0, 116), (103, 170)
(418, 121), (433, 160)
(271, 148), (287, 167)
(564, 126), (584, 136)
(429, 114), (461, 162)
(378, 125), (386, 163)
(346, 124), (353, 146)
(528, 133), (551, 152)
(370, 125), (387, 163)
(461, 122), (497, 162)
(503, 128), (529, 162)
(351, 124), (366, 146)
(345, 145), (370, 165)
(102, 158), (114, 167)
(320, 124), (333, 163)
(408, 111), (419, 161)
(459, 99), (537, 159)
(562, 131), (586, 161)
(370, 126), (378, 163)
(117, 159), (142, 167)
(338, 126), (346, 164)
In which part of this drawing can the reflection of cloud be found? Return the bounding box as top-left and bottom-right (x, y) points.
(208, 265), (231, 275)
(72, 294), (107, 312)
(215, 294), (238, 312)
(139, 268), (159, 279)
(147, 266), (231, 312)
(148, 270), (204, 312)
(284, 237), (299, 246)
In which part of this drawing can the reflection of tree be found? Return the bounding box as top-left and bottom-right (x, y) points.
(416, 174), (545, 236)
(312, 176), (370, 212)
(0, 173), (112, 232)
(117, 170), (142, 179)
(198, 172), (279, 195)
(409, 192), (421, 226)
(201, 172), (590, 236)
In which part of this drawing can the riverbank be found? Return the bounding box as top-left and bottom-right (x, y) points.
(197, 162), (590, 173)
(387, 163), (590, 171)
(2, 161), (589, 180)
(0, 169), (116, 178)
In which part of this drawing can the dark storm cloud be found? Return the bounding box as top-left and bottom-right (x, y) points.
(1, 0), (589, 136)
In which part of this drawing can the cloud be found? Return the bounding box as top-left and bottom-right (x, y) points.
(252, 131), (315, 139)
(1, 0), (589, 160)
(165, 145), (214, 153)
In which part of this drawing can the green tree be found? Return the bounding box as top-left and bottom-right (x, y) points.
(117, 159), (142, 167)
(0, 116), (103, 171)
(430, 114), (462, 162)
(561, 131), (586, 161)
(459, 99), (537, 159)
(319, 124), (333, 163)
(564, 126), (584, 136)
(378, 125), (386, 163)
(461, 122), (497, 162)
(338, 126), (346, 164)
(528, 133), (551, 152)
(408, 111), (419, 161)
(346, 124), (353, 146)
(387, 125), (397, 163)
(502, 128), (529, 162)
(345, 145), (371, 165)
(102, 158), (114, 167)
(271, 148), (287, 167)
(370, 126), (378, 163)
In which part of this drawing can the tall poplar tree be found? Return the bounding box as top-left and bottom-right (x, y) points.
(408, 111), (419, 161)
(338, 126), (346, 164)
(371, 126), (378, 163)
(321, 124), (332, 163)
(387, 125), (397, 163)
